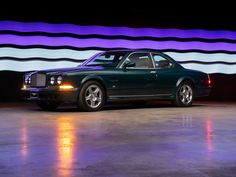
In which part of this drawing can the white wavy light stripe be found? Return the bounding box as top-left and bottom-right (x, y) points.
(0, 60), (81, 72)
(0, 48), (236, 73)
(0, 60), (236, 73)
(0, 48), (101, 59)
(182, 64), (236, 74)
(166, 52), (236, 62)
(0, 48), (236, 63)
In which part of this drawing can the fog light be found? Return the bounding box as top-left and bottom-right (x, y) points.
(22, 84), (27, 89)
(59, 85), (74, 90)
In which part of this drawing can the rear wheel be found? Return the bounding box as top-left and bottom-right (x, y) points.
(37, 101), (60, 110)
(77, 81), (105, 111)
(173, 81), (194, 107)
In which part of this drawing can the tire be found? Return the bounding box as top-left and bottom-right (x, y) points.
(37, 101), (60, 110)
(173, 81), (194, 107)
(77, 80), (106, 111)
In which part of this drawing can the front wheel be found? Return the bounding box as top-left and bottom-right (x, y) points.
(77, 81), (106, 111)
(37, 101), (60, 110)
(173, 81), (194, 107)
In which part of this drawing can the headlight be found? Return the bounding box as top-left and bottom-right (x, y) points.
(50, 76), (55, 85)
(24, 76), (31, 84)
(24, 77), (28, 84)
(57, 76), (63, 85)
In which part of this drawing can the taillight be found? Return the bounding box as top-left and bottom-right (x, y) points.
(207, 75), (212, 85)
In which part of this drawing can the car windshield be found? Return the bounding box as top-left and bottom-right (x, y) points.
(81, 52), (127, 67)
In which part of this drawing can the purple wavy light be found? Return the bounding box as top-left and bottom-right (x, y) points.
(0, 34), (236, 51)
(0, 21), (236, 40)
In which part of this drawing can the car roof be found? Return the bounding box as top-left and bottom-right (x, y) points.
(105, 49), (182, 67)
(104, 49), (161, 53)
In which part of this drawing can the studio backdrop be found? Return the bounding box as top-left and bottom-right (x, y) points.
(0, 20), (236, 73)
(0, 20), (236, 101)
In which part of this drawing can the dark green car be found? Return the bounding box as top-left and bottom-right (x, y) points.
(22, 50), (211, 111)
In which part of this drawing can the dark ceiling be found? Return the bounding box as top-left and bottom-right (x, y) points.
(0, 2), (235, 30)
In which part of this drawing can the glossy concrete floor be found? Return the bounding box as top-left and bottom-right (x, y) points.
(0, 102), (236, 177)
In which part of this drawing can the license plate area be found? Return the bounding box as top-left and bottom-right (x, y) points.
(30, 92), (39, 99)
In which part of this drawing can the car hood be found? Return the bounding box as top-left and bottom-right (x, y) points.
(36, 65), (108, 75)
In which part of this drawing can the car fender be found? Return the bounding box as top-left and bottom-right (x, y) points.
(81, 74), (106, 87)
(176, 76), (195, 88)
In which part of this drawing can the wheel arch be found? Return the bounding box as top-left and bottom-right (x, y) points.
(176, 77), (195, 89)
(80, 75), (107, 97)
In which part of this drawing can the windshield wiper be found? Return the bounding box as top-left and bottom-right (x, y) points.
(85, 64), (103, 66)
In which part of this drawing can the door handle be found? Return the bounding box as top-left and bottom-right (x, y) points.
(150, 71), (157, 74)
(150, 70), (158, 79)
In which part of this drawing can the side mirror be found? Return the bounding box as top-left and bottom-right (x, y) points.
(123, 61), (135, 68)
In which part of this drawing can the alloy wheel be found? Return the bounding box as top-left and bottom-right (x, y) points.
(179, 84), (193, 104)
(85, 84), (102, 108)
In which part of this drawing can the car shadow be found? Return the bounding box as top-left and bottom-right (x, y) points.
(31, 101), (205, 113)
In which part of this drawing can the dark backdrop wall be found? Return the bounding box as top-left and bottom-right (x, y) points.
(0, 3), (236, 102)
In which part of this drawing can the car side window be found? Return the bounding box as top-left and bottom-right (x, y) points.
(125, 53), (154, 68)
(152, 53), (173, 69)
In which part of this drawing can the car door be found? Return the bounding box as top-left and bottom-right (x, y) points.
(114, 52), (157, 96)
(151, 53), (180, 95)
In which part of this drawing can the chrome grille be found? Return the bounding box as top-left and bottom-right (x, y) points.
(30, 73), (46, 87)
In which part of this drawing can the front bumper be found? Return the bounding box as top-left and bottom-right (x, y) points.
(21, 87), (78, 103)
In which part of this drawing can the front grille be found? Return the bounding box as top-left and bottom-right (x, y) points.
(30, 73), (46, 87)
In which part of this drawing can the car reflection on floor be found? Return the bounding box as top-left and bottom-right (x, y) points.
(1, 102), (236, 177)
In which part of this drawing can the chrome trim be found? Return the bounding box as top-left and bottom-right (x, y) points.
(149, 52), (156, 68)
(21, 87), (78, 92)
(109, 93), (171, 98)
(30, 73), (46, 87)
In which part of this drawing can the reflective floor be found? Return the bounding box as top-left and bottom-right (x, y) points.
(1, 102), (236, 177)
